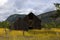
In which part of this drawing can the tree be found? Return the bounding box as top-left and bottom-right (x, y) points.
(49, 3), (60, 28)
(1, 21), (10, 28)
(50, 3), (60, 19)
(54, 3), (60, 17)
(54, 3), (60, 10)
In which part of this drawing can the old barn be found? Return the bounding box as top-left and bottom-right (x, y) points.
(10, 12), (41, 31)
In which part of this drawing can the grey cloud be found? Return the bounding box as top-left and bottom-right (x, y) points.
(0, 0), (60, 21)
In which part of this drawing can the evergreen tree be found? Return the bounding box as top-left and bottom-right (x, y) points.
(54, 3), (60, 17)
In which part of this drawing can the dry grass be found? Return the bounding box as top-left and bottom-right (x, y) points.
(0, 28), (60, 40)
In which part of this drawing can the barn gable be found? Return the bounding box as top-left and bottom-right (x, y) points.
(23, 12), (41, 30)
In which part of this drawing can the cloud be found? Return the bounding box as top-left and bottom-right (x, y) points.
(0, 0), (60, 21)
(0, 0), (8, 6)
(0, 16), (6, 21)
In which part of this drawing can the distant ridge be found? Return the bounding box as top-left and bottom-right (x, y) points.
(6, 10), (60, 26)
(38, 10), (60, 25)
(6, 14), (26, 23)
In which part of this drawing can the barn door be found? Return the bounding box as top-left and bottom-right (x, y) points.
(28, 20), (34, 29)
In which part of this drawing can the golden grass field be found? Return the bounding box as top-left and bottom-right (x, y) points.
(0, 28), (60, 40)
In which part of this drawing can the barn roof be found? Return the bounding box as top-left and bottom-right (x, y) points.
(17, 12), (37, 19)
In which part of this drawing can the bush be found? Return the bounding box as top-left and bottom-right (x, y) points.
(0, 21), (10, 28)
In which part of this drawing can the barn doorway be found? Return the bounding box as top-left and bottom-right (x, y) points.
(29, 27), (33, 29)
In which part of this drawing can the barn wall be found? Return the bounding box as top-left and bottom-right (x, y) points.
(23, 13), (41, 30)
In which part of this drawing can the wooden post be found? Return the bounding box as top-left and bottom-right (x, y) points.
(23, 30), (25, 36)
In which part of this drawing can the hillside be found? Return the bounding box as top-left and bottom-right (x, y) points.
(6, 14), (26, 23)
(38, 10), (60, 26)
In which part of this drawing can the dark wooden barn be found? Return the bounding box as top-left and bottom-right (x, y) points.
(10, 12), (41, 31)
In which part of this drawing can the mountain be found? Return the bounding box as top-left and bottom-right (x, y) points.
(6, 14), (26, 23)
(38, 10), (60, 26)
(6, 10), (60, 27)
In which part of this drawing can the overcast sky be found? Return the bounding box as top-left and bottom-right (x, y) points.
(0, 0), (60, 21)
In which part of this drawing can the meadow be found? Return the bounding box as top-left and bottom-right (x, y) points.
(0, 28), (60, 40)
